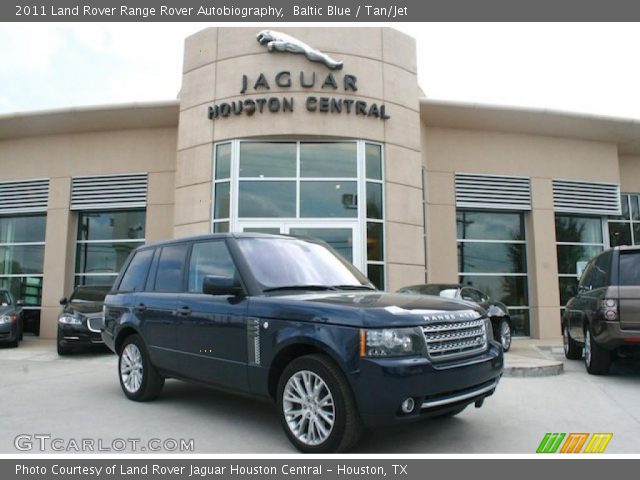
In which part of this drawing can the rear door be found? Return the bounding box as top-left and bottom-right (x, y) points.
(616, 250), (640, 330)
(175, 239), (250, 391)
(139, 244), (189, 373)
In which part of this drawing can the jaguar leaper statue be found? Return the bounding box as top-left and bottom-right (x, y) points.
(256, 30), (344, 70)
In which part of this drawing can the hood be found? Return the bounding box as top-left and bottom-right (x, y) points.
(250, 291), (486, 328)
(64, 300), (104, 316)
(0, 305), (16, 316)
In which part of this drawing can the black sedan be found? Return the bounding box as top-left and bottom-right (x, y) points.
(0, 289), (23, 348)
(57, 285), (111, 355)
(398, 284), (513, 351)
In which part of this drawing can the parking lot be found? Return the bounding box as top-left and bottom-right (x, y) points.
(1, 337), (639, 454)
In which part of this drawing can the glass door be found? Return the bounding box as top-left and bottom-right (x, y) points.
(237, 221), (362, 271)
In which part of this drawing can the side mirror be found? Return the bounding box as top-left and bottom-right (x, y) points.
(59, 297), (68, 306)
(202, 276), (243, 296)
(16, 300), (24, 306)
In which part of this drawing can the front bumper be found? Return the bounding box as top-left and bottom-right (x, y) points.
(57, 324), (104, 347)
(351, 342), (504, 428)
(0, 322), (19, 343)
(594, 321), (640, 351)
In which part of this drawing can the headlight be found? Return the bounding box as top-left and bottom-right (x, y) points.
(0, 314), (16, 324)
(360, 327), (425, 357)
(58, 314), (82, 325)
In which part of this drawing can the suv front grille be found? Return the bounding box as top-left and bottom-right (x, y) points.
(422, 318), (487, 360)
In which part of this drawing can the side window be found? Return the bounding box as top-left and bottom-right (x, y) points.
(154, 244), (189, 292)
(591, 252), (611, 290)
(187, 240), (237, 293)
(118, 249), (154, 292)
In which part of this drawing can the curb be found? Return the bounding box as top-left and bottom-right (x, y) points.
(503, 353), (564, 377)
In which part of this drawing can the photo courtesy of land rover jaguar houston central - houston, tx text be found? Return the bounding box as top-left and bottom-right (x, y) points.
(101, 233), (503, 453)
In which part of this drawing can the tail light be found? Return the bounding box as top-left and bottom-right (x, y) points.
(600, 298), (618, 321)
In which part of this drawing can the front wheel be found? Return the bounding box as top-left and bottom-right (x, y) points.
(584, 328), (611, 375)
(277, 354), (363, 453)
(563, 323), (582, 360)
(498, 319), (512, 352)
(118, 334), (164, 401)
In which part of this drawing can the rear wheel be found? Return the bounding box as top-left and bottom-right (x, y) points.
(498, 319), (512, 352)
(584, 328), (611, 375)
(118, 334), (164, 401)
(563, 323), (582, 360)
(277, 354), (363, 453)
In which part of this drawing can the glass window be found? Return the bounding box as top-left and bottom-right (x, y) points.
(239, 142), (296, 178)
(556, 245), (604, 275)
(0, 276), (42, 307)
(215, 143), (231, 180)
(213, 182), (230, 219)
(75, 210), (146, 286)
(608, 222), (631, 247)
(457, 209), (529, 336)
(300, 143), (357, 178)
(458, 242), (527, 274)
(459, 275), (529, 307)
(619, 251), (640, 286)
(0, 215), (47, 243)
(366, 223), (384, 262)
(238, 181), (296, 218)
(365, 143), (382, 180)
(213, 222), (229, 233)
(188, 241), (236, 292)
(119, 249), (154, 292)
(367, 263), (384, 290)
(366, 182), (383, 220)
(299, 181), (358, 218)
(555, 215), (603, 244)
(154, 244), (188, 292)
(590, 252), (611, 290)
(0, 245), (45, 274)
(457, 210), (524, 241)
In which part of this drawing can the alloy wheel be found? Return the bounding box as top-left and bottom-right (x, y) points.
(584, 330), (591, 367)
(500, 321), (512, 350)
(282, 370), (335, 446)
(120, 343), (144, 394)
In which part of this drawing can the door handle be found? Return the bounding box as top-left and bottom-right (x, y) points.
(176, 306), (192, 316)
(134, 303), (147, 312)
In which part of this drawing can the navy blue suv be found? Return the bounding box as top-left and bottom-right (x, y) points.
(102, 233), (503, 452)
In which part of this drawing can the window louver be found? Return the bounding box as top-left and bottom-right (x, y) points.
(553, 179), (620, 216)
(71, 174), (148, 210)
(0, 178), (49, 215)
(455, 173), (531, 210)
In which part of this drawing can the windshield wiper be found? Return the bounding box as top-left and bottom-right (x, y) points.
(262, 285), (338, 293)
(332, 285), (377, 291)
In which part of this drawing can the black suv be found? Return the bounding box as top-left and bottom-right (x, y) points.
(563, 246), (640, 374)
(102, 233), (503, 452)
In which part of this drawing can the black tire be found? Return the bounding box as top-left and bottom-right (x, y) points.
(277, 354), (363, 453)
(584, 328), (611, 375)
(118, 334), (164, 401)
(563, 323), (582, 360)
(498, 319), (512, 352)
(7, 337), (19, 348)
(57, 340), (72, 356)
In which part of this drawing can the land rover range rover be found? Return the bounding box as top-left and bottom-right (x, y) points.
(102, 233), (503, 452)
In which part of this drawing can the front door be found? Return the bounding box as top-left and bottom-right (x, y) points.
(237, 221), (362, 270)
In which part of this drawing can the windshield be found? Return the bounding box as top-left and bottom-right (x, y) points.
(70, 286), (111, 303)
(438, 289), (459, 299)
(237, 237), (371, 290)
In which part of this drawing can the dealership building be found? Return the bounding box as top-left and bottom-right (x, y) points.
(1, 26), (640, 340)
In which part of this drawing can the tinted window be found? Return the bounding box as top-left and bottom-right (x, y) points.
(578, 261), (595, 289)
(187, 241), (237, 293)
(71, 286), (111, 302)
(619, 251), (640, 285)
(0, 291), (11, 305)
(461, 288), (483, 303)
(154, 245), (188, 292)
(119, 249), (154, 292)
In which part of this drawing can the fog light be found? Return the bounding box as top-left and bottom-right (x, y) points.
(401, 398), (415, 414)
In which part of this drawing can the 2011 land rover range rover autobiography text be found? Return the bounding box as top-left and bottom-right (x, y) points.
(102, 233), (503, 452)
